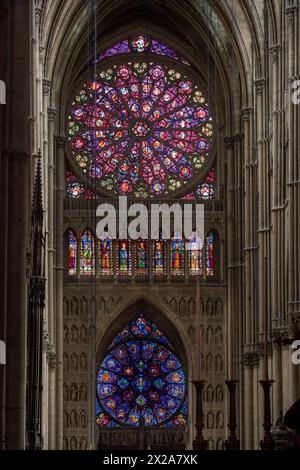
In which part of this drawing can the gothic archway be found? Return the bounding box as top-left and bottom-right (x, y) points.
(95, 300), (191, 449)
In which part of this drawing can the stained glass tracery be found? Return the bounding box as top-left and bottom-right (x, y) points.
(99, 239), (113, 275)
(205, 232), (214, 277)
(135, 240), (148, 276)
(96, 35), (189, 65)
(96, 315), (187, 428)
(171, 237), (185, 276)
(80, 229), (95, 275)
(118, 240), (131, 275)
(188, 233), (203, 275)
(68, 229), (77, 275)
(153, 240), (167, 276)
(66, 169), (96, 199)
(68, 60), (213, 198)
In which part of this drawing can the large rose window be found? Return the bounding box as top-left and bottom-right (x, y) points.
(96, 315), (187, 428)
(68, 60), (213, 198)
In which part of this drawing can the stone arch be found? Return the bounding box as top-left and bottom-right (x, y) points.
(179, 297), (186, 318)
(95, 298), (193, 380)
(70, 410), (78, 428)
(170, 297), (178, 314)
(206, 325), (214, 345)
(63, 383), (69, 401)
(70, 383), (78, 401)
(79, 383), (87, 402)
(106, 297), (114, 313)
(206, 298), (214, 316)
(98, 296), (106, 315)
(70, 325), (78, 344)
(215, 298), (224, 318)
(215, 326), (223, 346)
(80, 296), (88, 316)
(206, 353), (214, 373)
(79, 325), (87, 344)
(216, 384), (224, 403)
(63, 353), (69, 372)
(188, 297), (196, 317)
(70, 354), (78, 372)
(63, 325), (69, 344)
(70, 436), (77, 450)
(63, 296), (69, 317)
(70, 296), (78, 316)
(207, 410), (215, 429)
(215, 353), (223, 373)
(63, 410), (68, 429)
(216, 437), (225, 450)
(63, 437), (68, 450)
(216, 411), (224, 429)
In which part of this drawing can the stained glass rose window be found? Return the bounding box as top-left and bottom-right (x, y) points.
(68, 59), (214, 198)
(96, 315), (187, 428)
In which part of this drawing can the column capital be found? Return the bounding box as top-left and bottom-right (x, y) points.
(243, 351), (260, 368)
(269, 44), (280, 61)
(286, 4), (298, 24)
(224, 136), (234, 149)
(48, 107), (57, 121)
(254, 78), (266, 95)
(241, 107), (253, 121)
(55, 136), (67, 149)
(42, 78), (51, 96)
(35, 7), (42, 26)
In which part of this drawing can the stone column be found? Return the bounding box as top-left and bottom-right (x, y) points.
(286, 2), (300, 406)
(55, 136), (66, 449)
(47, 107), (57, 449)
(4, 1), (31, 450)
(242, 107), (255, 448)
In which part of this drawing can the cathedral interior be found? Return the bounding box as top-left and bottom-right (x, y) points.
(0, 0), (300, 451)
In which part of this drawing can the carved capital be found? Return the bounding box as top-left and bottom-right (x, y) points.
(55, 136), (67, 149)
(272, 326), (291, 346)
(288, 313), (300, 340)
(48, 107), (57, 122)
(243, 351), (260, 368)
(224, 136), (234, 149)
(286, 4), (298, 24)
(255, 78), (266, 95)
(35, 7), (42, 26)
(270, 45), (280, 62)
(42, 78), (51, 96)
(241, 107), (252, 121)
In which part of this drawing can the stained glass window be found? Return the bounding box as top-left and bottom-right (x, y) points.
(66, 169), (96, 199)
(171, 237), (185, 276)
(188, 233), (203, 275)
(96, 35), (189, 65)
(99, 239), (113, 275)
(118, 240), (131, 275)
(68, 60), (213, 198)
(68, 229), (77, 275)
(135, 240), (148, 276)
(96, 314), (187, 428)
(206, 232), (214, 277)
(80, 229), (95, 275)
(153, 240), (167, 276)
(183, 168), (216, 200)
